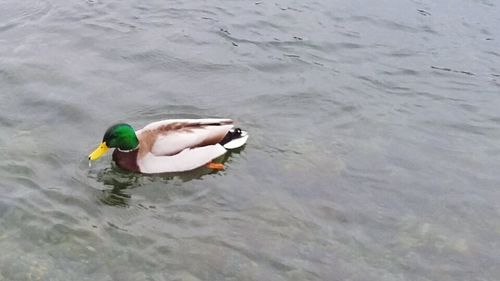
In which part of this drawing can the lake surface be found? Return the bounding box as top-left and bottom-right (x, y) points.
(0, 0), (499, 280)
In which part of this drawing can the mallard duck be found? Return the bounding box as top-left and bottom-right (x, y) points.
(88, 119), (249, 173)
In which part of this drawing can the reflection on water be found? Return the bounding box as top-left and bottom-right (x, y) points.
(0, 0), (500, 280)
(95, 167), (137, 207)
(93, 150), (242, 207)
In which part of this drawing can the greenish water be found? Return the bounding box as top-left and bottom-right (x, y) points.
(1, 0), (500, 280)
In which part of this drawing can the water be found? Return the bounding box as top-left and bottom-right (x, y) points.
(0, 0), (499, 280)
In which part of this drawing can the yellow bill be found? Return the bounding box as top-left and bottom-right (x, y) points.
(89, 142), (109, 160)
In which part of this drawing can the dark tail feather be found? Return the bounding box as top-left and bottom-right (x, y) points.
(220, 128), (243, 146)
(220, 128), (249, 149)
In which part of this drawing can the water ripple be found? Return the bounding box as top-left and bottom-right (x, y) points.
(0, 0), (52, 32)
(0, 0), (499, 280)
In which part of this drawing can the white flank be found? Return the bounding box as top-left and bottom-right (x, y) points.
(137, 144), (227, 173)
(150, 124), (232, 156)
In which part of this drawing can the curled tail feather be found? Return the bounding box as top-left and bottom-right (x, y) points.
(220, 128), (249, 149)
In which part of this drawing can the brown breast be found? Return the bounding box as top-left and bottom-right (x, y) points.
(112, 149), (140, 172)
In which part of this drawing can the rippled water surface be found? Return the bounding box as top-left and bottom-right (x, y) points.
(1, 0), (500, 280)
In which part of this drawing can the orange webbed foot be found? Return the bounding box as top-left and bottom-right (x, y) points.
(206, 162), (225, 170)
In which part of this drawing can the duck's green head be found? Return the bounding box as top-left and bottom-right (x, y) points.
(88, 123), (139, 160)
